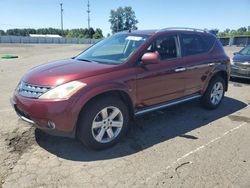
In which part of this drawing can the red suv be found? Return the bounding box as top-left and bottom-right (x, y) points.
(11, 28), (230, 150)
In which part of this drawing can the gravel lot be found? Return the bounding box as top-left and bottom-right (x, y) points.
(0, 44), (250, 188)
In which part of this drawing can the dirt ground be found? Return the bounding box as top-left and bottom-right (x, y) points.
(0, 44), (250, 188)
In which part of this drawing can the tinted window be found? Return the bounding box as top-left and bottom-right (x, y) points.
(239, 46), (250, 55)
(181, 34), (215, 56)
(148, 36), (178, 60)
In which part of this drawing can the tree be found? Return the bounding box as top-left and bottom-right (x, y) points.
(109, 6), (138, 34)
(225, 28), (230, 34)
(209, 29), (219, 36)
(124, 7), (138, 31)
(93, 28), (103, 39)
(87, 27), (95, 38)
(0, 30), (5, 35)
(2, 27), (102, 38)
(237, 27), (247, 34)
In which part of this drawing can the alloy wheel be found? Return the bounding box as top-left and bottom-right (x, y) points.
(91, 106), (123, 144)
(210, 82), (224, 105)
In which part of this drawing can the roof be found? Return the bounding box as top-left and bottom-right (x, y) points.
(116, 30), (157, 35)
(119, 27), (210, 36)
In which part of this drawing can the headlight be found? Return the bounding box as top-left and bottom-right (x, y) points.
(230, 59), (235, 65)
(39, 81), (86, 99)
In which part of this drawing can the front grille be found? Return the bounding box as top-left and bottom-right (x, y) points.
(234, 62), (250, 69)
(231, 66), (250, 77)
(18, 81), (51, 98)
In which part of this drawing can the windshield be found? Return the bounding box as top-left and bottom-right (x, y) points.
(239, 46), (250, 55)
(75, 34), (149, 65)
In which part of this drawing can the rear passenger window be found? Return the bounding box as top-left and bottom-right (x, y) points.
(181, 34), (215, 56)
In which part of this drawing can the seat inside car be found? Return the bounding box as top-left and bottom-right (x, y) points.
(158, 38), (177, 59)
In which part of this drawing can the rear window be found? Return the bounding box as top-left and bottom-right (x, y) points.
(180, 34), (215, 56)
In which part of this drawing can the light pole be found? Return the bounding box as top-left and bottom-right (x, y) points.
(116, 17), (119, 32)
(60, 3), (63, 31)
(87, 0), (90, 29)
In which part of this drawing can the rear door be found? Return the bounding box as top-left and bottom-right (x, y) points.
(179, 33), (216, 96)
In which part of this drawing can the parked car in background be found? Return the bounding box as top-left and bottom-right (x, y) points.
(231, 45), (250, 79)
(11, 28), (230, 150)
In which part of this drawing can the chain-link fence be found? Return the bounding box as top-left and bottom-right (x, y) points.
(0, 35), (101, 44)
(219, 36), (250, 46)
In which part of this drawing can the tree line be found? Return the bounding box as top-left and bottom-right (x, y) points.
(0, 6), (139, 38)
(1, 5), (248, 39)
(0, 27), (104, 39)
(218, 27), (250, 37)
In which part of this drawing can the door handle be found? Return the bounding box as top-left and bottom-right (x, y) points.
(175, 67), (186, 72)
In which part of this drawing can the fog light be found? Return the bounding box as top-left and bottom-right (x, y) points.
(47, 121), (55, 129)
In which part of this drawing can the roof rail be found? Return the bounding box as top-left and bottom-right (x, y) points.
(157, 27), (208, 33)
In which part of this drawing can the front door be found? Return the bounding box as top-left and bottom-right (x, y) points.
(136, 35), (187, 108)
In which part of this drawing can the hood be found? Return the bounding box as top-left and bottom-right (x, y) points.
(22, 59), (117, 86)
(233, 54), (250, 62)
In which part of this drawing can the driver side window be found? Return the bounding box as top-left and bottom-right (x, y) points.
(147, 36), (178, 60)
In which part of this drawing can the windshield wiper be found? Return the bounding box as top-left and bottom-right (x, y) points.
(76, 58), (95, 63)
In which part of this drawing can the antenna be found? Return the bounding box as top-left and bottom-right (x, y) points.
(87, 0), (91, 29)
(60, 3), (63, 31)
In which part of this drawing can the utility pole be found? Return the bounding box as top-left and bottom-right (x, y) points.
(60, 3), (63, 31)
(87, 0), (91, 29)
(116, 18), (119, 32)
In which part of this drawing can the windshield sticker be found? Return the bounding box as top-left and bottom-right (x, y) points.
(126, 36), (143, 41)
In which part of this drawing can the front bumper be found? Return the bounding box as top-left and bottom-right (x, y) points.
(10, 93), (78, 138)
(231, 65), (250, 79)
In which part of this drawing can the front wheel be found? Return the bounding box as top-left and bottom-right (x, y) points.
(201, 76), (225, 109)
(77, 96), (129, 150)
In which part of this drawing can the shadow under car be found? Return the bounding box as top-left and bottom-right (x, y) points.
(35, 96), (247, 161)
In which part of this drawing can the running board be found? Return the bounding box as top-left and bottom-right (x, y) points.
(135, 94), (201, 116)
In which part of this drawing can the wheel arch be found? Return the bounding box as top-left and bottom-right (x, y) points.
(72, 84), (135, 136)
(211, 71), (228, 91)
(79, 89), (134, 118)
(203, 68), (229, 94)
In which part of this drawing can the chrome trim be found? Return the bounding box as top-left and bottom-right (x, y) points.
(11, 100), (35, 125)
(175, 67), (186, 72)
(231, 74), (250, 79)
(19, 115), (35, 125)
(208, 63), (215, 67)
(17, 81), (52, 98)
(135, 94), (201, 116)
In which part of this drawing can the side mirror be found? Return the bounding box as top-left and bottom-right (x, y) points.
(141, 52), (160, 65)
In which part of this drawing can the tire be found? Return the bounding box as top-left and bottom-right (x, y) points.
(201, 76), (225, 109)
(76, 96), (129, 150)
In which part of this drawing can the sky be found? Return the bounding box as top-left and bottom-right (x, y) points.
(0, 0), (249, 36)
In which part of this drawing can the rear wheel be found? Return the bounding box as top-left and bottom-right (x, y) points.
(201, 76), (225, 109)
(77, 96), (129, 150)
